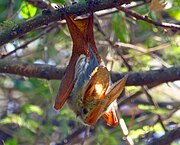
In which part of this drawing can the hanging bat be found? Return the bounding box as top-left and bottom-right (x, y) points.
(54, 13), (127, 126)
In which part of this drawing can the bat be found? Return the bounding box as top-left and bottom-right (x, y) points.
(54, 13), (127, 126)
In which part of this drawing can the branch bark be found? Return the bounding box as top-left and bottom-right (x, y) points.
(0, 0), (131, 46)
(26, 0), (52, 9)
(0, 60), (65, 80)
(0, 59), (180, 86)
(147, 127), (180, 145)
(117, 6), (180, 31)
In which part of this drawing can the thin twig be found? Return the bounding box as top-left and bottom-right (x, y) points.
(157, 114), (168, 132)
(1, 24), (57, 59)
(141, 86), (158, 108)
(116, 109), (134, 145)
(117, 6), (180, 31)
(0, 0), (132, 46)
(26, 0), (54, 10)
(56, 127), (86, 145)
(81, 127), (90, 145)
(96, 0), (151, 17)
(147, 126), (180, 145)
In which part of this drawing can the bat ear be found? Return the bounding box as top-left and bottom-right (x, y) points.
(102, 104), (118, 127)
(84, 66), (109, 103)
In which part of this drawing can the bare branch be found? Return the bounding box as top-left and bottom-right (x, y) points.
(0, 60), (65, 80)
(111, 66), (180, 86)
(0, 24), (57, 59)
(0, 60), (180, 86)
(0, 0), (131, 46)
(117, 6), (180, 31)
(26, 0), (53, 9)
(147, 127), (180, 145)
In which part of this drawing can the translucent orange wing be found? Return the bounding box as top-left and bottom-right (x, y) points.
(105, 75), (128, 108)
(54, 15), (94, 110)
(102, 104), (118, 127)
(54, 54), (78, 110)
(102, 75), (128, 126)
(84, 66), (109, 103)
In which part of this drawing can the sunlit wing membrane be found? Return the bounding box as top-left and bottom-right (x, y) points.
(102, 104), (118, 127)
(105, 75), (128, 108)
(84, 66), (109, 103)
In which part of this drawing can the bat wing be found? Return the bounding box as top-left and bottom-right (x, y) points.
(102, 75), (128, 126)
(84, 66), (109, 103)
(54, 14), (101, 110)
(102, 103), (118, 127)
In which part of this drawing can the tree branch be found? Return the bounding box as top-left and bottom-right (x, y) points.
(26, 0), (53, 9)
(147, 127), (180, 145)
(117, 6), (180, 31)
(0, 0), (131, 46)
(0, 59), (180, 86)
(0, 24), (57, 59)
(0, 60), (65, 80)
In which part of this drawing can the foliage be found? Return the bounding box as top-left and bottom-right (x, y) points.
(0, 0), (179, 145)
(20, 1), (37, 19)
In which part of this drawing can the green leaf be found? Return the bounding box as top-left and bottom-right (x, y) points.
(96, 126), (119, 145)
(130, 128), (146, 139)
(78, 0), (86, 2)
(0, 1), (8, 21)
(126, 86), (140, 92)
(0, 20), (17, 31)
(138, 104), (169, 115)
(20, 1), (37, 19)
(153, 123), (164, 132)
(5, 138), (18, 145)
(22, 104), (43, 116)
(130, 123), (164, 139)
(51, 0), (65, 4)
(0, 114), (38, 133)
(112, 13), (130, 43)
(163, 42), (180, 65)
(166, 7), (180, 21)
